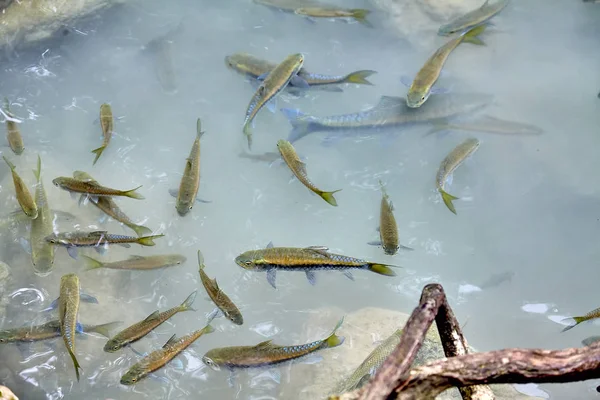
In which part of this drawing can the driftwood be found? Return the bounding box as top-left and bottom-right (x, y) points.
(330, 283), (600, 400)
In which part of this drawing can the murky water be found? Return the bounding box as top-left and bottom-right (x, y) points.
(0, 0), (599, 399)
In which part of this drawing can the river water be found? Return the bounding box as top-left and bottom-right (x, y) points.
(0, 0), (599, 399)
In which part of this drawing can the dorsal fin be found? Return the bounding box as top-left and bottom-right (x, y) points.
(255, 340), (274, 349)
(163, 334), (178, 348)
(90, 230), (108, 236)
(305, 246), (330, 257)
(211, 278), (220, 291)
(128, 255), (145, 260)
(144, 310), (160, 322)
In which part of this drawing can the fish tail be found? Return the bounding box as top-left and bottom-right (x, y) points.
(461, 24), (487, 46)
(88, 321), (123, 338)
(197, 250), (206, 270)
(123, 185), (145, 200)
(2, 155), (15, 170)
(67, 347), (82, 381)
(281, 108), (318, 143)
(33, 155), (42, 181)
(179, 290), (198, 312)
(130, 224), (152, 238)
(322, 317), (345, 349)
(350, 9), (372, 26)
(342, 70), (376, 85)
(203, 324), (215, 334)
(243, 123), (253, 150)
(136, 234), (164, 246)
(91, 145), (105, 165)
(196, 118), (205, 139)
(561, 316), (587, 332)
(367, 263), (400, 276)
(319, 189), (342, 207)
(81, 255), (104, 271)
(439, 189), (459, 215)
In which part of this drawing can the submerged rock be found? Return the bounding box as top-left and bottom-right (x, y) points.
(0, 386), (18, 400)
(279, 307), (544, 399)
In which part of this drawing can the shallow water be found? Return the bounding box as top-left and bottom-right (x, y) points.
(0, 0), (599, 398)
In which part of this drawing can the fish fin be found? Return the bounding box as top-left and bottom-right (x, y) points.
(343, 271), (355, 281)
(163, 334), (178, 348)
(86, 321), (123, 338)
(207, 308), (223, 323)
(144, 310), (161, 322)
(129, 346), (146, 357)
(257, 72), (268, 81)
(461, 24), (487, 46)
(2, 155), (15, 170)
(399, 244), (414, 251)
(243, 122), (253, 151)
(367, 240), (382, 246)
(171, 358), (184, 370)
(168, 188), (178, 198)
(66, 246), (79, 260)
(305, 270), (317, 285)
(582, 336), (600, 346)
(196, 197), (212, 203)
(123, 185), (145, 200)
(350, 9), (372, 26)
(33, 155), (42, 181)
(76, 322), (84, 334)
(136, 234), (164, 246)
(255, 339), (274, 349)
(280, 108), (317, 143)
(266, 241), (274, 249)
(78, 194), (88, 207)
(561, 316), (587, 332)
(67, 347), (82, 382)
(266, 269), (277, 289)
(180, 290), (198, 312)
(342, 70), (376, 85)
(323, 317), (345, 349)
(439, 188), (459, 215)
(80, 292), (99, 304)
(197, 250), (205, 269)
(356, 373), (372, 389)
(367, 263), (400, 276)
(42, 297), (59, 312)
(117, 243), (131, 249)
(196, 118), (205, 139)
(94, 245), (108, 254)
(430, 86), (451, 95)
(399, 76), (413, 88)
(131, 224), (152, 237)
(202, 324), (216, 335)
(290, 75), (310, 89)
(266, 99), (277, 113)
(319, 189), (342, 207)
(81, 255), (104, 271)
(91, 146), (106, 165)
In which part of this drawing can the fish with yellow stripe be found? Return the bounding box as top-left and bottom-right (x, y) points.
(562, 306), (600, 332)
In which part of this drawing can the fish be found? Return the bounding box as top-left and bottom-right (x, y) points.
(202, 317), (344, 371)
(104, 290), (197, 352)
(3, 156), (37, 219)
(436, 138), (480, 215)
(30, 155), (55, 276)
(562, 306), (600, 332)
(367, 180), (412, 255)
(52, 177), (144, 200)
(59, 273), (83, 381)
(238, 150), (282, 164)
(294, 7), (371, 25)
(406, 25), (486, 108)
(225, 52), (376, 89)
(198, 250), (243, 325)
(276, 139), (341, 206)
(170, 118), (205, 216)
(281, 93), (493, 143)
(3, 98), (24, 155)
(235, 242), (400, 288)
(82, 254), (186, 271)
(242, 53), (306, 149)
(0, 320), (122, 343)
(582, 336), (600, 347)
(120, 324), (214, 385)
(45, 231), (164, 259)
(336, 328), (403, 392)
(425, 115), (543, 136)
(91, 103), (113, 165)
(72, 171), (151, 237)
(253, 0), (318, 12)
(438, 0), (509, 36)
(142, 21), (184, 94)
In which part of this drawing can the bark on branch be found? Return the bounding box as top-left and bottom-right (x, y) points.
(329, 283), (600, 400)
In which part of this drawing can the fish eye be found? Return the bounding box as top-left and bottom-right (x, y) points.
(244, 261), (252, 266)
(421, 96), (425, 101)
(189, 205), (193, 210)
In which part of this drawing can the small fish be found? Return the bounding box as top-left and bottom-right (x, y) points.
(120, 324), (214, 385)
(82, 254), (186, 271)
(562, 306), (600, 332)
(294, 7), (371, 25)
(198, 250), (243, 325)
(202, 317), (344, 370)
(235, 243), (400, 288)
(226, 52), (376, 89)
(59, 273), (83, 381)
(238, 150), (282, 164)
(277, 139), (341, 206)
(72, 171), (151, 237)
(253, 0), (315, 12)
(406, 25), (486, 108)
(171, 118), (204, 216)
(91, 103), (113, 165)
(30, 156), (55, 276)
(0, 320), (122, 343)
(367, 181), (412, 255)
(46, 231), (164, 259)
(425, 115), (544, 136)
(281, 93), (493, 143)
(242, 53), (306, 149)
(52, 177), (144, 200)
(3, 98), (24, 155)
(582, 336), (600, 347)
(438, 0), (509, 36)
(436, 138), (480, 215)
(142, 21), (184, 95)
(4, 156), (37, 219)
(104, 290), (197, 352)
(336, 328), (402, 392)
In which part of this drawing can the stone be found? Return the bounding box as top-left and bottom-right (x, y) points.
(0, 386), (18, 400)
